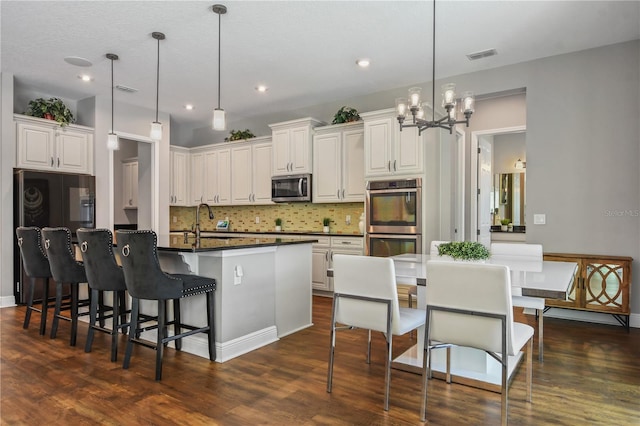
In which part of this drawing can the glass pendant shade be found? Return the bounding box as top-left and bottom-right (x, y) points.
(395, 98), (408, 118)
(408, 87), (422, 108)
(212, 108), (226, 131)
(461, 91), (475, 113)
(150, 121), (163, 141)
(441, 83), (456, 108)
(107, 133), (119, 150)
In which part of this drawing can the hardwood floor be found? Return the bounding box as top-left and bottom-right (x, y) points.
(1, 296), (639, 425)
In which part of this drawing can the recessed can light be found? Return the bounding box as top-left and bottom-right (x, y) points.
(185, 104), (195, 110)
(356, 58), (370, 68)
(255, 85), (268, 93)
(78, 74), (92, 82)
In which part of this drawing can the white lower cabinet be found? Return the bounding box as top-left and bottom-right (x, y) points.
(312, 236), (364, 292)
(122, 159), (138, 209)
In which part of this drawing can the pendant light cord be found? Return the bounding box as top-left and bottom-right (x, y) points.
(155, 36), (160, 123)
(432, 0), (436, 124)
(217, 10), (221, 109)
(111, 57), (115, 132)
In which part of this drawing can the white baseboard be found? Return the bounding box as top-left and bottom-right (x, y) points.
(522, 307), (638, 328)
(139, 325), (279, 362)
(0, 295), (16, 308)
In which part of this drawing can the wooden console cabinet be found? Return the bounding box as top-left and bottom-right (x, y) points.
(543, 253), (632, 329)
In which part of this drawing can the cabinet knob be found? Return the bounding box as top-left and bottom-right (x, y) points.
(387, 160), (391, 171)
(393, 160), (397, 171)
(50, 157), (54, 167)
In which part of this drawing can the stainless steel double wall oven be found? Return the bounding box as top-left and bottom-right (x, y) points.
(365, 178), (422, 257)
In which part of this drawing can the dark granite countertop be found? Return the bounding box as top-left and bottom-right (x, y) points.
(169, 229), (364, 238)
(158, 235), (318, 253)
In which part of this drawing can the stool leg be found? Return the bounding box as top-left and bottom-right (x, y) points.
(40, 278), (50, 335)
(50, 281), (63, 339)
(23, 276), (36, 330)
(123, 298), (139, 370)
(98, 291), (106, 328)
(119, 292), (128, 335)
(85, 288), (98, 353)
(206, 290), (216, 361)
(173, 298), (182, 351)
(156, 299), (166, 381)
(111, 290), (120, 362)
(70, 283), (79, 346)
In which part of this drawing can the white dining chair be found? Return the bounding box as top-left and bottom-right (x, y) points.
(327, 254), (425, 411)
(422, 260), (533, 425)
(491, 242), (546, 361)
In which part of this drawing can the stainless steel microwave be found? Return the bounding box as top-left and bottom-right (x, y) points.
(271, 174), (311, 202)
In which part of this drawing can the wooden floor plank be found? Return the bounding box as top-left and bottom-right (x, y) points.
(1, 296), (639, 425)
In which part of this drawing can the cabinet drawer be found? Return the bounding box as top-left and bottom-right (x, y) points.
(313, 236), (331, 247)
(331, 237), (363, 249)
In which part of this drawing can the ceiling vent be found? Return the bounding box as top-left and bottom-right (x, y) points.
(466, 49), (498, 61)
(115, 84), (138, 93)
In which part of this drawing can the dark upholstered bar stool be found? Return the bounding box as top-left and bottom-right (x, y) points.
(116, 230), (216, 381)
(41, 227), (91, 346)
(76, 228), (129, 362)
(15, 227), (53, 335)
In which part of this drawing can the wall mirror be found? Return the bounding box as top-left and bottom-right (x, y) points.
(493, 172), (525, 225)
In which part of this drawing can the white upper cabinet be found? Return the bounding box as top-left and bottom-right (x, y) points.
(169, 146), (189, 206)
(206, 147), (231, 205)
(15, 114), (94, 175)
(231, 137), (273, 205)
(362, 109), (423, 178)
(191, 145), (231, 206)
(269, 117), (323, 176)
(313, 122), (365, 203)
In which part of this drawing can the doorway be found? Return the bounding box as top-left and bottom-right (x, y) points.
(470, 125), (526, 244)
(108, 132), (160, 232)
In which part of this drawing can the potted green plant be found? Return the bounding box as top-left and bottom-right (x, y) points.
(500, 219), (510, 232)
(322, 217), (331, 233)
(24, 97), (75, 126)
(331, 106), (360, 124)
(274, 218), (282, 232)
(436, 241), (490, 262)
(224, 129), (255, 142)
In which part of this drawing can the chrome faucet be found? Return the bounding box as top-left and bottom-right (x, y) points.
(194, 203), (214, 239)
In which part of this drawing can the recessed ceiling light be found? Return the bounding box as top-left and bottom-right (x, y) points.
(255, 85), (268, 93)
(356, 58), (370, 68)
(185, 104), (195, 110)
(64, 56), (93, 67)
(77, 74), (92, 82)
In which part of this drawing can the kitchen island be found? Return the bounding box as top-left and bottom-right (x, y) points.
(149, 234), (315, 362)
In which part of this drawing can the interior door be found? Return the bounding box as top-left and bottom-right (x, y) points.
(478, 137), (492, 247)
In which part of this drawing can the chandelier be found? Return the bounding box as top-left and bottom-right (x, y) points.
(395, 0), (475, 135)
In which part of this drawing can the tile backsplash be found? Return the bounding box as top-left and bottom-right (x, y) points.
(170, 202), (365, 235)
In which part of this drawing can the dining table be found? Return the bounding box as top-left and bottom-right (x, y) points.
(390, 253), (579, 392)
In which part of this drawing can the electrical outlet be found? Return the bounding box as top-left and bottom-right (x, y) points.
(346, 215), (351, 225)
(533, 214), (546, 225)
(172, 216), (177, 223)
(255, 216), (260, 224)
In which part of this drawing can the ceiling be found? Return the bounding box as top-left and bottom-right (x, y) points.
(2, 1), (639, 134)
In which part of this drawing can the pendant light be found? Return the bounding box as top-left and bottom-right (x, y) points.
(106, 53), (119, 150)
(395, 0), (475, 135)
(150, 31), (165, 141)
(212, 4), (227, 131)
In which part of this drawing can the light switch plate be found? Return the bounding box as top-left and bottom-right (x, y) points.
(534, 214), (546, 225)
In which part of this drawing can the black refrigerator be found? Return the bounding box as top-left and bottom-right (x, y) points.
(13, 169), (96, 303)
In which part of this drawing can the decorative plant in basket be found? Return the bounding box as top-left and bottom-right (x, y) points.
(24, 97), (76, 126)
(436, 241), (490, 261)
(331, 106), (360, 124)
(225, 129), (255, 142)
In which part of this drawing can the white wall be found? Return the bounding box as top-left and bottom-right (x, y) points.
(493, 132), (526, 175)
(1, 73), (16, 306)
